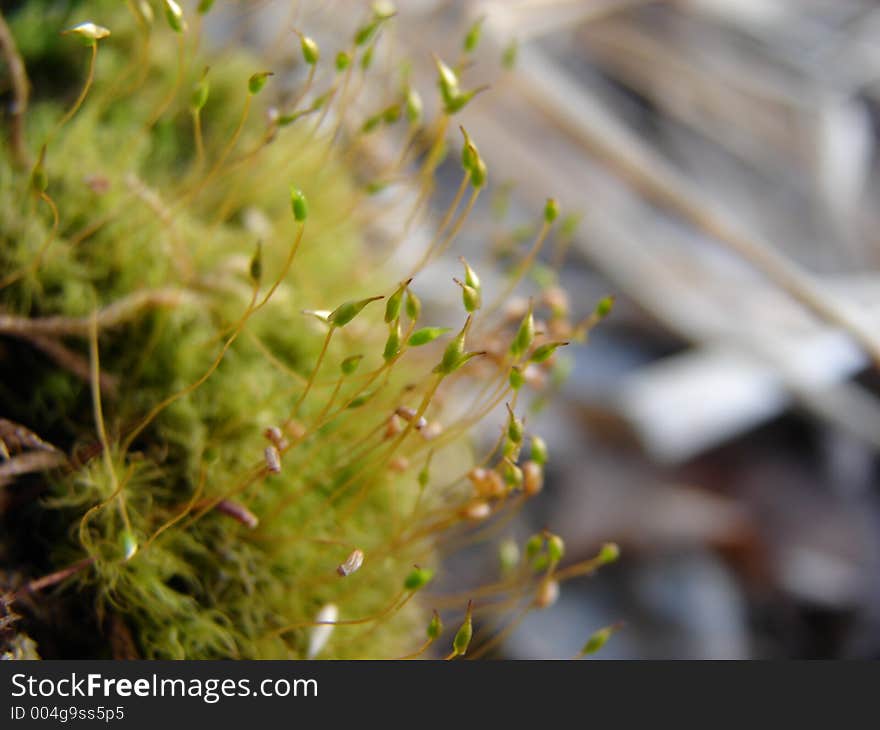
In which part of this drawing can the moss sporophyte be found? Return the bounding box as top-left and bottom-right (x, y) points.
(0, 1), (618, 660)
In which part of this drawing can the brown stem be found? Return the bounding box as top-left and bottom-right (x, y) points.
(9, 557), (95, 602)
(0, 288), (195, 337)
(0, 450), (67, 488)
(0, 10), (30, 167)
(11, 331), (119, 395)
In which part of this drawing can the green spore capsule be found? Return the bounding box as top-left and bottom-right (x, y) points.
(335, 51), (351, 72)
(530, 341), (569, 364)
(290, 187), (308, 221)
(531, 435), (548, 466)
(300, 35), (320, 65)
(597, 542), (620, 565)
(404, 567), (434, 591)
(385, 284), (406, 323)
(162, 0), (186, 33)
(509, 366), (525, 391)
(248, 71), (273, 95)
(383, 321), (402, 361)
(463, 16), (484, 53)
(578, 624), (620, 657)
(510, 305), (535, 359)
(405, 87), (423, 124)
(427, 610), (443, 640)
(405, 289), (421, 320)
(191, 78), (209, 111)
(341, 355), (364, 376)
(328, 295), (384, 328)
(452, 602), (473, 657)
(595, 295), (614, 319)
(408, 327), (450, 347)
(547, 534), (565, 563)
(249, 241), (262, 284)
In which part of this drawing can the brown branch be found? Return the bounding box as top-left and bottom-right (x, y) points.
(12, 331), (119, 396)
(0, 9), (30, 167)
(0, 288), (196, 337)
(8, 557), (95, 602)
(0, 451), (67, 488)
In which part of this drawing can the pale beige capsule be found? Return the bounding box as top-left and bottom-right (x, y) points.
(264, 426), (288, 450)
(264, 445), (281, 474)
(467, 468), (505, 499)
(215, 499), (259, 529)
(522, 460), (544, 497)
(523, 364), (547, 390)
(421, 421), (443, 440)
(535, 579), (560, 609)
(388, 456), (410, 473)
(337, 548), (365, 577)
(467, 467), (488, 490)
(385, 414), (404, 439)
(307, 604), (338, 659)
(395, 406), (427, 430)
(464, 500), (491, 521)
(542, 286), (570, 318)
(84, 174), (110, 195)
(484, 470), (506, 498)
(548, 318), (573, 339)
(285, 420), (307, 440)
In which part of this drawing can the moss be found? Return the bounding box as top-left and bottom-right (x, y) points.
(1, 1), (611, 660)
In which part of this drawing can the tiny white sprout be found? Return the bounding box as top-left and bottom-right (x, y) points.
(64, 22), (111, 43)
(535, 579), (560, 609)
(215, 499), (259, 529)
(307, 604), (338, 659)
(337, 548), (365, 577)
(395, 406), (427, 430)
(264, 426), (288, 451)
(464, 500), (492, 522)
(302, 309), (332, 323)
(264, 445), (281, 474)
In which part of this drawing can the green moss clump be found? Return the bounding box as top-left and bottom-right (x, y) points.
(0, 1), (612, 660)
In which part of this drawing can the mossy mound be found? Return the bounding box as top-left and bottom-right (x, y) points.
(1, 0), (604, 661)
(1, 1), (437, 659)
